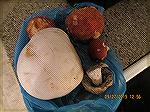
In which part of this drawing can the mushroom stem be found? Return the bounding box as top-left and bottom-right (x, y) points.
(83, 63), (113, 94)
(87, 67), (102, 86)
(86, 63), (109, 86)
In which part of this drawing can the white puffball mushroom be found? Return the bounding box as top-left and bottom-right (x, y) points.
(17, 28), (84, 100)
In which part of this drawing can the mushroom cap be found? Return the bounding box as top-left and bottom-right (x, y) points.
(17, 28), (84, 100)
(26, 16), (56, 39)
(65, 7), (104, 40)
(89, 39), (109, 60)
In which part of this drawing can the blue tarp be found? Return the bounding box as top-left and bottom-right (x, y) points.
(13, 2), (126, 112)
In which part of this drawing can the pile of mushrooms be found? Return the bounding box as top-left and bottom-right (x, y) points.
(65, 6), (113, 94)
(21, 6), (113, 97)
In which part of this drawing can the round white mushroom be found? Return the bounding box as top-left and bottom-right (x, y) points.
(17, 28), (84, 100)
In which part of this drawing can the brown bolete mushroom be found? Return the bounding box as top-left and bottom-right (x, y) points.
(26, 16), (56, 39)
(89, 39), (109, 60)
(65, 6), (104, 40)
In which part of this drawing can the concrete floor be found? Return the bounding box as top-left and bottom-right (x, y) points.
(1, 0), (27, 111)
(0, 41), (27, 111)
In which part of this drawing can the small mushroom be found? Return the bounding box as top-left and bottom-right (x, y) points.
(89, 39), (109, 60)
(82, 63), (113, 94)
(26, 16), (56, 39)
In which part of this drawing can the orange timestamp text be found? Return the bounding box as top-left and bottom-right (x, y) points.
(104, 94), (142, 100)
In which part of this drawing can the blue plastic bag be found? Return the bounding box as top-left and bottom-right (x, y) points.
(13, 2), (126, 112)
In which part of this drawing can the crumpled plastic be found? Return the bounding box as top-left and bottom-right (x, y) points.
(13, 2), (126, 112)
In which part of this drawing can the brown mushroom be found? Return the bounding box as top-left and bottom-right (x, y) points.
(26, 16), (56, 39)
(65, 7), (104, 40)
(89, 39), (109, 60)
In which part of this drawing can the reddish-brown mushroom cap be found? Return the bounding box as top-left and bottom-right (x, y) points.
(26, 16), (56, 39)
(65, 7), (105, 40)
(89, 39), (109, 60)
